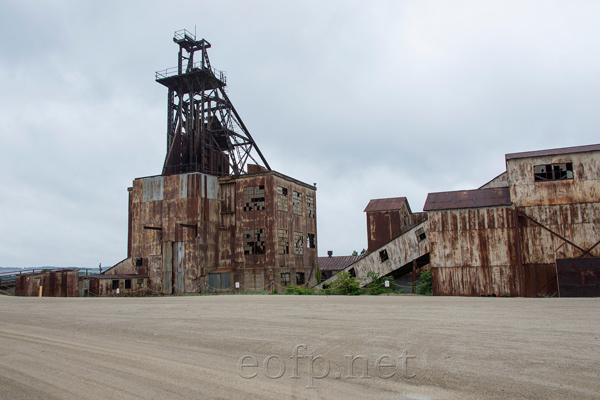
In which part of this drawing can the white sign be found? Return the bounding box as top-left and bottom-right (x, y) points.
(384, 280), (390, 287)
(116, 288), (120, 294)
(235, 282), (240, 289)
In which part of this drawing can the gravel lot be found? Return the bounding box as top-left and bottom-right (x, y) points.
(0, 295), (598, 399)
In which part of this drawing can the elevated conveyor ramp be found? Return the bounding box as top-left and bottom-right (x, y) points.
(318, 220), (430, 288)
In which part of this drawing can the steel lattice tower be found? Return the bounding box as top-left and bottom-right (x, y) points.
(156, 29), (270, 176)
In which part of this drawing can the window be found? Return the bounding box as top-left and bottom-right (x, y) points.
(244, 229), (266, 255)
(293, 191), (303, 215)
(277, 186), (288, 212)
(112, 280), (119, 290)
(306, 195), (315, 218)
(294, 232), (304, 255)
(379, 249), (389, 262)
(307, 233), (316, 249)
(281, 273), (290, 286)
(243, 186), (265, 211)
(534, 162), (573, 182)
(278, 229), (289, 254)
(125, 279), (132, 289)
(137, 279), (144, 288)
(135, 258), (143, 267)
(415, 227), (426, 242)
(296, 272), (305, 285)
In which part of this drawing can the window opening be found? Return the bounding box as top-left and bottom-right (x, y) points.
(306, 195), (315, 218)
(277, 186), (288, 212)
(281, 273), (290, 287)
(244, 229), (266, 255)
(534, 162), (573, 182)
(415, 227), (427, 242)
(278, 229), (289, 254)
(243, 185), (265, 211)
(293, 191), (303, 215)
(296, 272), (305, 285)
(307, 233), (316, 249)
(294, 232), (304, 254)
(379, 249), (389, 262)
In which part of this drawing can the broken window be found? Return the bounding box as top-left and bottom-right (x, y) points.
(277, 186), (288, 212)
(112, 280), (119, 290)
(296, 272), (305, 285)
(306, 195), (315, 218)
(534, 162), (573, 182)
(415, 227), (427, 242)
(135, 258), (143, 267)
(244, 229), (266, 255)
(294, 232), (304, 255)
(281, 273), (290, 287)
(137, 279), (144, 288)
(278, 229), (289, 254)
(307, 233), (316, 249)
(243, 185), (265, 211)
(293, 191), (303, 215)
(379, 249), (389, 262)
(125, 279), (132, 289)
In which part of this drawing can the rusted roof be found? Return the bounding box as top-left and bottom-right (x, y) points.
(88, 274), (147, 279)
(505, 143), (600, 160)
(364, 197), (407, 212)
(318, 255), (364, 271)
(423, 187), (511, 211)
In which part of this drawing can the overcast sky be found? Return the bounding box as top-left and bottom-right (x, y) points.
(1, 0), (599, 267)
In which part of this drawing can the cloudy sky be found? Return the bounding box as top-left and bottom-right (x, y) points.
(1, 0), (599, 267)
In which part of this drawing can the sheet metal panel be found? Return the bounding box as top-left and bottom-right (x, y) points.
(557, 258), (600, 297)
(179, 174), (188, 199)
(206, 174), (218, 199)
(174, 242), (185, 294)
(320, 221), (430, 288)
(143, 176), (164, 202)
(162, 242), (173, 294)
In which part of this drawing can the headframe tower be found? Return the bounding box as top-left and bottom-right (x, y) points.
(156, 29), (270, 176)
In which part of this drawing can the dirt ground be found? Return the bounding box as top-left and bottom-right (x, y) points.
(0, 295), (598, 400)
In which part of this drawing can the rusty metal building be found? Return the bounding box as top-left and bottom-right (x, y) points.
(318, 198), (429, 290)
(318, 252), (365, 281)
(364, 197), (428, 253)
(105, 30), (318, 294)
(16, 270), (80, 297)
(425, 144), (600, 297)
(320, 143), (599, 297)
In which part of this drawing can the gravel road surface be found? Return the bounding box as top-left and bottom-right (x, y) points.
(0, 295), (598, 399)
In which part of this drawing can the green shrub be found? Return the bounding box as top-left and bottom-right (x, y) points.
(415, 270), (433, 295)
(325, 272), (362, 295)
(285, 286), (315, 295)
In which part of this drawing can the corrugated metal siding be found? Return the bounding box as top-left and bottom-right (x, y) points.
(429, 206), (521, 296)
(556, 258), (600, 297)
(430, 202), (599, 296)
(129, 170), (317, 294)
(508, 151), (600, 207)
(320, 221), (430, 288)
(143, 176), (164, 202)
(16, 270), (79, 297)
